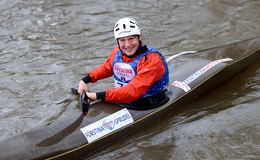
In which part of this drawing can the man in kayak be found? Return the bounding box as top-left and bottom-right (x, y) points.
(77, 17), (169, 109)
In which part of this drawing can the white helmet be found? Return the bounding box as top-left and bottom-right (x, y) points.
(114, 17), (141, 39)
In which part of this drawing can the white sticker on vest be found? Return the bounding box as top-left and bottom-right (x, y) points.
(80, 108), (134, 143)
(113, 62), (135, 82)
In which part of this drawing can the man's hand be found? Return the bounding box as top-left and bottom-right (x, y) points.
(85, 92), (97, 101)
(78, 80), (89, 95)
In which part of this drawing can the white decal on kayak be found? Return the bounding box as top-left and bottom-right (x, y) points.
(80, 108), (134, 143)
(172, 81), (191, 92)
(172, 58), (233, 92)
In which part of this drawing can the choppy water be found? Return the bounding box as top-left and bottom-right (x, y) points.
(0, 0), (259, 159)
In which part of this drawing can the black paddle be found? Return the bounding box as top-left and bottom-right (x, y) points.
(80, 91), (90, 116)
(71, 88), (79, 95)
(71, 88), (89, 116)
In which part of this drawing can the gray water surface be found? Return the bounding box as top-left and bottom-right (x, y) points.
(0, 0), (259, 159)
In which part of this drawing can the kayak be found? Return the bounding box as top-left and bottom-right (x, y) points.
(0, 37), (259, 160)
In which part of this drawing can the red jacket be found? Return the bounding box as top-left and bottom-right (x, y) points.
(88, 46), (165, 103)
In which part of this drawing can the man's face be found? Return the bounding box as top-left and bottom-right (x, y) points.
(118, 35), (140, 56)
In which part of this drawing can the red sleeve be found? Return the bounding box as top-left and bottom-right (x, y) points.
(105, 52), (165, 103)
(88, 47), (119, 82)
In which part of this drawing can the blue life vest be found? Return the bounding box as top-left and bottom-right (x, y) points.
(112, 46), (169, 98)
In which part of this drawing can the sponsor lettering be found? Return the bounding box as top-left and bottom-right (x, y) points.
(114, 64), (133, 74)
(172, 58), (233, 92)
(80, 108), (134, 143)
(114, 63), (135, 81)
(113, 63), (135, 82)
(184, 69), (205, 84)
(184, 58), (233, 85)
(84, 126), (105, 138)
(114, 113), (131, 124)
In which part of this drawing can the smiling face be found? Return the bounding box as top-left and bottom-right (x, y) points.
(118, 35), (140, 56)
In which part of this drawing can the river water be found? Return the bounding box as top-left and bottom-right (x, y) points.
(0, 0), (259, 159)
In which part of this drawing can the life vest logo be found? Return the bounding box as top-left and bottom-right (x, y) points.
(102, 119), (115, 130)
(113, 62), (135, 81)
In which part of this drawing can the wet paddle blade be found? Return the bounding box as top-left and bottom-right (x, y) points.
(71, 88), (79, 95)
(80, 92), (90, 116)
